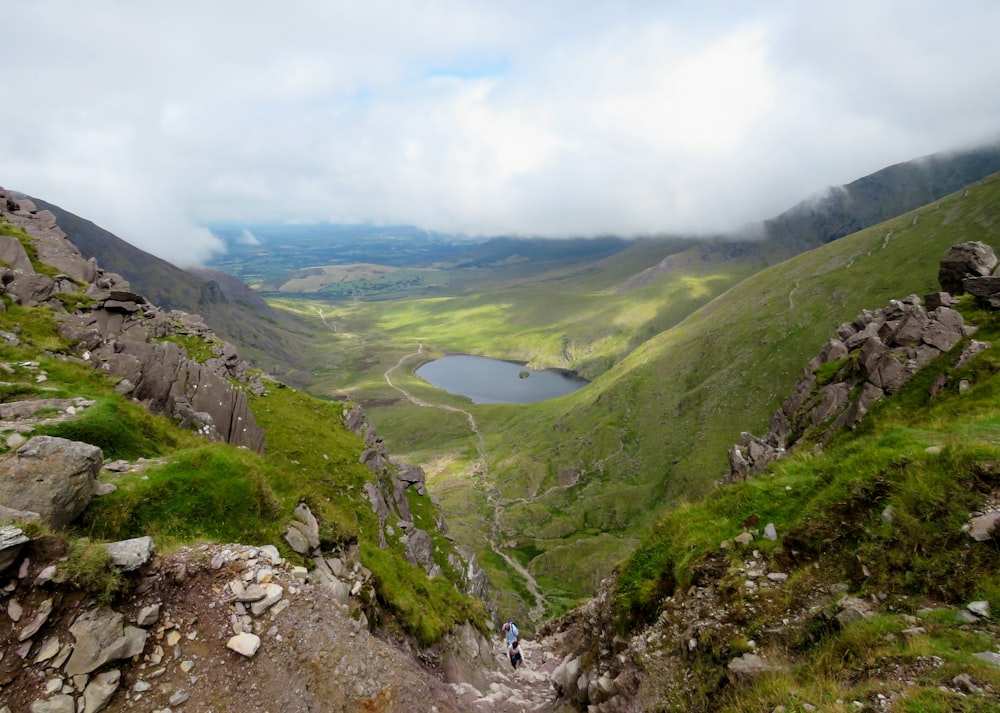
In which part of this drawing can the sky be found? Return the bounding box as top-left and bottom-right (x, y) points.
(3, 1), (1000, 266)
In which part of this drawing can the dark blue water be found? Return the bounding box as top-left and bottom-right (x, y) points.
(415, 355), (587, 404)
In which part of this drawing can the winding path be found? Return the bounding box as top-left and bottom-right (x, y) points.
(384, 345), (547, 623)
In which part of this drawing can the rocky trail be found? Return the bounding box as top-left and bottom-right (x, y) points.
(453, 637), (564, 712)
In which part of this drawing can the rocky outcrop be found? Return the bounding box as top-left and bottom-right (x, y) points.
(728, 243), (996, 481)
(0, 436), (102, 529)
(0, 187), (265, 452)
(939, 241), (998, 294)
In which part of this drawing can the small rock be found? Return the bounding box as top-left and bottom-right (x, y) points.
(169, 691), (190, 706)
(953, 673), (981, 693)
(8, 598), (23, 622)
(136, 604), (161, 627)
(227, 632), (261, 657)
(968, 601), (991, 618)
(29, 694), (74, 713)
(973, 651), (1000, 668)
(34, 565), (57, 585)
(734, 532), (754, 546)
(83, 669), (121, 713)
(968, 512), (1000, 541)
(763, 523), (778, 540)
(957, 610), (980, 624)
(259, 545), (282, 565)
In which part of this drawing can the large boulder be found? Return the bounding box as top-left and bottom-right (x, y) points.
(939, 241), (998, 294)
(0, 234), (34, 272)
(0, 436), (102, 528)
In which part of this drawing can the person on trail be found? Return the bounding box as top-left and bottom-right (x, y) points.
(502, 621), (519, 649)
(502, 621), (522, 669)
(508, 638), (523, 669)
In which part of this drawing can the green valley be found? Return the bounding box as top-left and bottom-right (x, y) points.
(224, 171), (1000, 623)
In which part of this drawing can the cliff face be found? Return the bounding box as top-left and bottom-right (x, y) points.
(0, 187), (266, 453)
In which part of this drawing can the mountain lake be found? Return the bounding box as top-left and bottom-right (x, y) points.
(415, 355), (588, 404)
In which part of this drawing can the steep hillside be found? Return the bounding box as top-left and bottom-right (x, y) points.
(475, 172), (1000, 609)
(0, 189), (512, 711)
(542, 246), (1000, 712)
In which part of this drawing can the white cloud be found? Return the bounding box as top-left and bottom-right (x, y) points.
(2, 1), (999, 265)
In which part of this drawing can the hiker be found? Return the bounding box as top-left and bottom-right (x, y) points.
(508, 638), (523, 669)
(502, 620), (520, 649)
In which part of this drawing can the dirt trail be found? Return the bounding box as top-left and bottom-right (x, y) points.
(384, 344), (547, 623)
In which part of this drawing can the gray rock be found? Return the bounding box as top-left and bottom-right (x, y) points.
(227, 632), (261, 657)
(0, 525), (29, 573)
(65, 607), (148, 675)
(235, 583), (268, 602)
(5, 272), (56, 307)
(136, 604), (161, 627)
(727, 652), (776, 678)
(968, 601), (991, 618)
(104, 536), (155, 571)
(29, 695), (75, 713)
(169, 691), (190, 706)
(82, 669), (121, 713)
(836, 597), (873, 628)
(551, 655), (581, 698)
(404, 528), (434, 569)
(953, 339), (990, 370)
(0, 436), (102, 529)
(956, 609), (980, 624)
(939, 241), (998, 294)
(250, 584), (283, 616)
(0, 234), (34, 273)
(292, 502), (321, 545)
(763, 523), (778, 541)
(973, 651), (1000, 668)
(964, 275), (1000, 308)
(259, 544), (282, 565)
(283, 524), (311, 555)
(968, 512), (1000, 541)
(19, 598), (54, 641)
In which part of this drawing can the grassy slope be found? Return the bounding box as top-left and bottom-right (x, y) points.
(0, 260), (485, 644)
(609, 297), (1000, 711)
(476, 174), (1000, 606)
